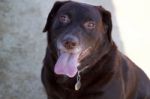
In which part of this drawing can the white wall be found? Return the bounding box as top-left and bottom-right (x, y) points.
(113, 0), (150, 77)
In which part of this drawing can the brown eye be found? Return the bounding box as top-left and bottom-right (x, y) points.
(59, 15), (70, 24)
(84, 21), (96, 30)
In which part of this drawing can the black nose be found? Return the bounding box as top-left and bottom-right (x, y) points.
(63, 36), (78, 49)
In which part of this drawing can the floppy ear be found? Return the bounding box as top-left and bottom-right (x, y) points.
(97, 6), (112, 42)
(43, 1), (69, 32)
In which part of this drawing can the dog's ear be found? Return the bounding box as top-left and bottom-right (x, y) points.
(43, 1), (69, 32)
(97, 6), (112, 42)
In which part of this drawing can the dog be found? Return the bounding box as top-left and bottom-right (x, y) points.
(41, 1), (150, 99)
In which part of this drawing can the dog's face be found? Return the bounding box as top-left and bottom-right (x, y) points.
(43, 1), (112, 78)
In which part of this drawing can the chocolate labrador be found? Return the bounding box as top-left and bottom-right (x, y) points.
(41, 1), (150, 99)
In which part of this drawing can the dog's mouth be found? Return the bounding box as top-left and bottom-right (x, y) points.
(54, 47), (91, 78)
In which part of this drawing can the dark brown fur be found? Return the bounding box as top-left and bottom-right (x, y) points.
(41, 1), (150, 99)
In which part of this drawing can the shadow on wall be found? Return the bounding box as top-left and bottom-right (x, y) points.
(0, 0), (51, 98)
(0, 0), (123, 99)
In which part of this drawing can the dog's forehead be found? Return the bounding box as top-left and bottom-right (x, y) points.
(57, 2), (101, 20)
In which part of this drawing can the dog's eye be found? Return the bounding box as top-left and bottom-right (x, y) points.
(84, 21), (96, 30)
(59, 15), (70, 24)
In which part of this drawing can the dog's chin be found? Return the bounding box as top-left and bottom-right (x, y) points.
(55, 75), (71, 83)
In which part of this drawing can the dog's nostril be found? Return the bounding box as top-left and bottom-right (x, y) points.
(63, 40), (77, 49)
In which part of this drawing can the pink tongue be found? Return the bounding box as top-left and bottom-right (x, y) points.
(54, 52), (79, 78)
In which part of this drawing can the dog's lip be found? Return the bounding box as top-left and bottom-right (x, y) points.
(57, 46), (82, 56)
(78, 47), (92, 61)
(57, 49), (80, 57)
(57, 47), (92, 62)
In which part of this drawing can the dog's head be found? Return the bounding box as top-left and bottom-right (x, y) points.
(43, 1), (112, 78)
